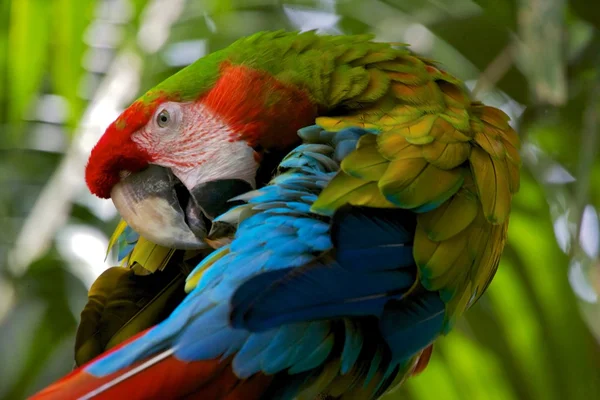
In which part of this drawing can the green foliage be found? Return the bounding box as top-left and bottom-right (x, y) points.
(0, 0), (599, 399)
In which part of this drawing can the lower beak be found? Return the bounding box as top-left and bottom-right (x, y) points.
(110, 165), (252, 249)
(111, 166), (206, 249)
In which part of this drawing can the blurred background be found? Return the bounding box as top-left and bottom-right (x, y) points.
(0, 0), (599, 399)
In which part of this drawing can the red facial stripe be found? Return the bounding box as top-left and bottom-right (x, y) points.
(200, 62), (318, 150)
(85, 93), (173, 198)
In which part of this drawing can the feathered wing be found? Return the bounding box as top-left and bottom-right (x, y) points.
(225, 31), (519, 325)
(32, 127), (436, 400)
(74, 222), (209, 366)
(309, 45), (520, 326)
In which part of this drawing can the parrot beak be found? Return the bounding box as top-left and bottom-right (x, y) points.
(110, 165), (251, 249)
(111, 165), (207, 249)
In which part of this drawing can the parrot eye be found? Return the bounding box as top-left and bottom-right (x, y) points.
(156, 109), (171, 128)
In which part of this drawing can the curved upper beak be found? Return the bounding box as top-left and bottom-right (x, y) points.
(110, 165), (252, 249)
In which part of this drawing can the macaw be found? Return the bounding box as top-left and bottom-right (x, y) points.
(32, 30), (520, 400)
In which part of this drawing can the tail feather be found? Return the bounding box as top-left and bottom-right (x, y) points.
(411, 344), (434, 376)
(30, 330), (272, 400)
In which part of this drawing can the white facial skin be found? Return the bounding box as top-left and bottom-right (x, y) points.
(131, 101), (259, 190)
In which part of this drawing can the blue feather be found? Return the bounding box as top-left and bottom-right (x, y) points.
(288, 322), (331, 366)
(261, 323), (311, 373)
(288, 333), (334, 374)
(297, 124), (325, 142)
(177, 323), (247, 362)
(334, 139), (359, 161)
(331, 127), (368, 144)
(341, 319), (364, 374)
(331, 206), (416, 271)
(233, 330), (279, 378)
(302, 151), (339, 170)
(230, 263), (414, 331)
(379, 292), (446, 361)
(364, 346), (383, 387)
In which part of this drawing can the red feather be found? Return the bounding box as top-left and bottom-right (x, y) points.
(201, 62), (317, 150)
(411, 344), (434, 376)
(85, 92), (172, 199)
(30, 329), (272, 400)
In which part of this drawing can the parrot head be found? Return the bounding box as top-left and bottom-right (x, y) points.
(85, 52), (318, 249)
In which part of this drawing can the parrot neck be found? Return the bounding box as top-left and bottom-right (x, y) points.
(200, 62), (318, 151)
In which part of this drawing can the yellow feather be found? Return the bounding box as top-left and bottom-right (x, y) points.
(405, 135), (435, 145)
(474, 129), (506, 159)
(445, 106), (471, 123)
(380, 162), (465, 209)
(429, 117), (472, 143)
(507, 158), (521, 193)
(502, 125), (520, 148)
(356, 132), (377, 148)
(469, 147), (512, 223)
(128, 238), (175, 273)
(312, 172), (370, 211)
(315, 116), (378, 132)
(377, 131), (417, 160)
(413, 222), (440, 266)
(419, 189), (478, 241)
(312, 173), (395, 214)
(469, 117), (484, 135)
(438, 81), (470, 108)
(314, 116), (346, 131)
(422, 229), (469, 279)
(479, 106), (510, 129)
(438, 111), (471, 132)
(447, 281), (473, 321)
(391, 81), (444, 107)
(421, 140), (448, 165)
(425, 248), (474, 292)
(466, 211), (488, 258)
(106, 219), (128, 259)
(472, 223), (506, 296)
(503, 139), (521, 165)
(397, 114), (438, 140)
(422, 140), (471, 169)
(389, 104), (426, 118)
(378, 157), (427, 193)
(341, 139), (389, 182)
(344, 181), (396, 208)
(377, 113), (421, 127)
(296, 357), (339, 400)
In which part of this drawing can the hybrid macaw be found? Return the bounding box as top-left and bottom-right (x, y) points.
(32, 30), (520, 400)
